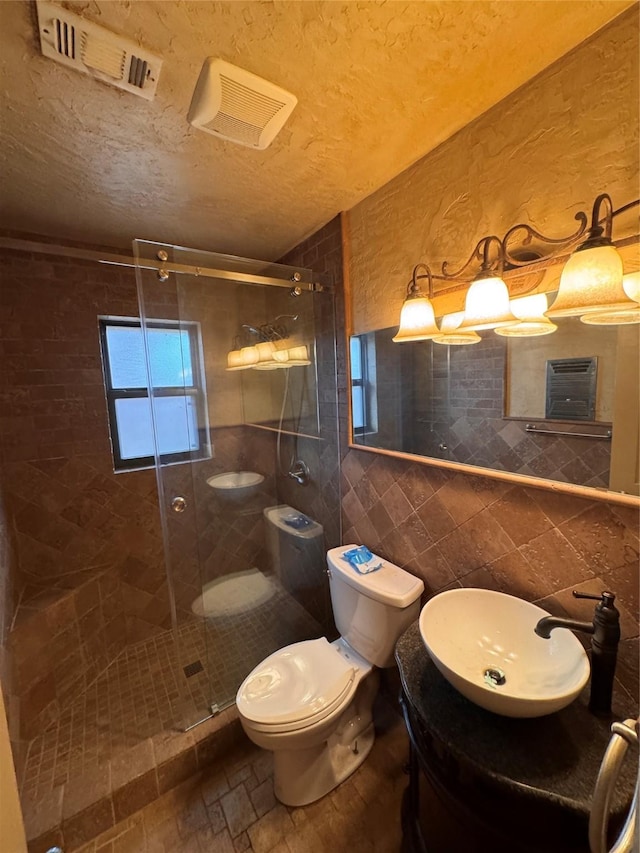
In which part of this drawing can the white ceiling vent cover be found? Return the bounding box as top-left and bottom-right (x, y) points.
(188, 58), (297, 150)
(35, 0), (162, 101)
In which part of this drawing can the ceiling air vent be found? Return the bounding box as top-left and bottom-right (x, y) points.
(188, 58), (297, 150)
(36, 1), (162, 101)
(545, 357), (598, 421)
(54, 17), (75, 58)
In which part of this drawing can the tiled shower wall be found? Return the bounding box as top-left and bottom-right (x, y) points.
(0, 242), (281, 742)
(0, 243), (168, 613)
(0, 242), (168, 745)
(0, 234), (339, 746)
(405, 336), (611, 488)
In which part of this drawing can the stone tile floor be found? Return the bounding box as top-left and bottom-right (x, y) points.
(21, 579), (323, 802)
(73, 700), (408, 853)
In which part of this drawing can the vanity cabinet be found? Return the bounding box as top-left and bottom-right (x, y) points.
(395, 622), (637, 853)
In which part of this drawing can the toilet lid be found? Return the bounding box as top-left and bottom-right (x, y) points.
(236, 638), (356, 726)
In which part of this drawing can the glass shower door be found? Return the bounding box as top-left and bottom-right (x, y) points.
(133, 239), (339, 728)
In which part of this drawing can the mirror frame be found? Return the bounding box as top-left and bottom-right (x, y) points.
(342, 215), (640, 508)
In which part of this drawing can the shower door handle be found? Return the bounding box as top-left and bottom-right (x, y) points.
(171, 496), (187, 513)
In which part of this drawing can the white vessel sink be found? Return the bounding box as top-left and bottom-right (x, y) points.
(206, 471), (264, 502)
(419, 588), (590, 718)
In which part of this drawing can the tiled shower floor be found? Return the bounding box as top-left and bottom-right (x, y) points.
(21, 577), (323, 802)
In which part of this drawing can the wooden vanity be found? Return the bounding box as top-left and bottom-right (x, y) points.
(395, 621), (637, 853)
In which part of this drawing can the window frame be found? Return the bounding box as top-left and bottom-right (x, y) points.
(99, 317), (210, 472)
(350, 334), (377, 437)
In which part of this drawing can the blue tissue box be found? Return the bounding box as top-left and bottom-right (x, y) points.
(283, 513), (313, 530)
(342, 546), (383, 574)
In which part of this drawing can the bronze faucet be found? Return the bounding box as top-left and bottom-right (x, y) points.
(534, 590), (620, 716)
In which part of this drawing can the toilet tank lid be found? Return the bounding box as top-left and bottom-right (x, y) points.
(327, 545), (424, 608)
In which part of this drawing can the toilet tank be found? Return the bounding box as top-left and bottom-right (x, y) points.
(326, 545), (424, 667)
(263, 505), (324, 588)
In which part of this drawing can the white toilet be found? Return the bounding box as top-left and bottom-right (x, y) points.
(236, 544), (424, 807)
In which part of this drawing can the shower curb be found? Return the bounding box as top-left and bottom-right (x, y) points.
(23, 705), (247, 853)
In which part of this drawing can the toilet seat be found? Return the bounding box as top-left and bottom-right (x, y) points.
(237, 638), (357, 732)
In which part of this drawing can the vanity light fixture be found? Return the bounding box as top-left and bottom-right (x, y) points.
(392, 264), (440, 342)
(432, 311), (481, 345)
(255, 341), (276, 363)
(226, 316), (306, 371)
(546, 194), (636, 318)
(495, 293), (557, 337)
(394, 192), (639, 345)
(456, 237), (518, 331)
(581, 271), (640, 325)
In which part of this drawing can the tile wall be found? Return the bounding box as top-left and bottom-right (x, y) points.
(0, 242), (169, 628)
(9, 571), (126, 741)
(276, 216), (346, 631)
(341, 452), (639, 701)
(406, 336), (611, 488)
(0, 477), (22, 768)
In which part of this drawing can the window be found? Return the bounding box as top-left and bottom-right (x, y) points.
(350, 334), (377, 435)
(99, 318), (210, 471)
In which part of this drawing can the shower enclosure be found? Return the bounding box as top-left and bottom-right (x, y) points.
(133, 240), (340, 729)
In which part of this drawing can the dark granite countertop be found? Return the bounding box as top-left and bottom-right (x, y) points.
(396, 620), (638, 820)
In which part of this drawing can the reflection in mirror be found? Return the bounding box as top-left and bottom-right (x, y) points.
(350, 314), (639, 496)
(241, 354), (319, 437)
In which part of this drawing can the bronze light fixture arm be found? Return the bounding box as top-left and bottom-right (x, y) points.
(586, 193), (615, 246)
(610, 197), (640, 220)
(440, 235), (497, 281)
(406, 263), (435, 299)
(406, 194), (639, 300)
(502, 211), (589, 267)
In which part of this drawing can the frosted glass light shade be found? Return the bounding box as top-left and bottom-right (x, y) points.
(272, 347), (290, 363)
(226, 349), (253, 371)
(393, 295), (440, 342)
(547, 244), (633, 317)
(495, 293), (557, 337)
(457, 275), (517, 331)
(581, 271), (640, 325)
(240, 346), (259, 365)
(255, 341), (276, 362)
(432, 311), (481, 345)
(287, 345), (311, 365)
(624, 271), (640, 301)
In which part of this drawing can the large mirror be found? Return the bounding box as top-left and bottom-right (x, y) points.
(350, 311), (639, 498)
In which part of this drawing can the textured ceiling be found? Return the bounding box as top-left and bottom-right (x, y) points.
(0, 0), (633, 260)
